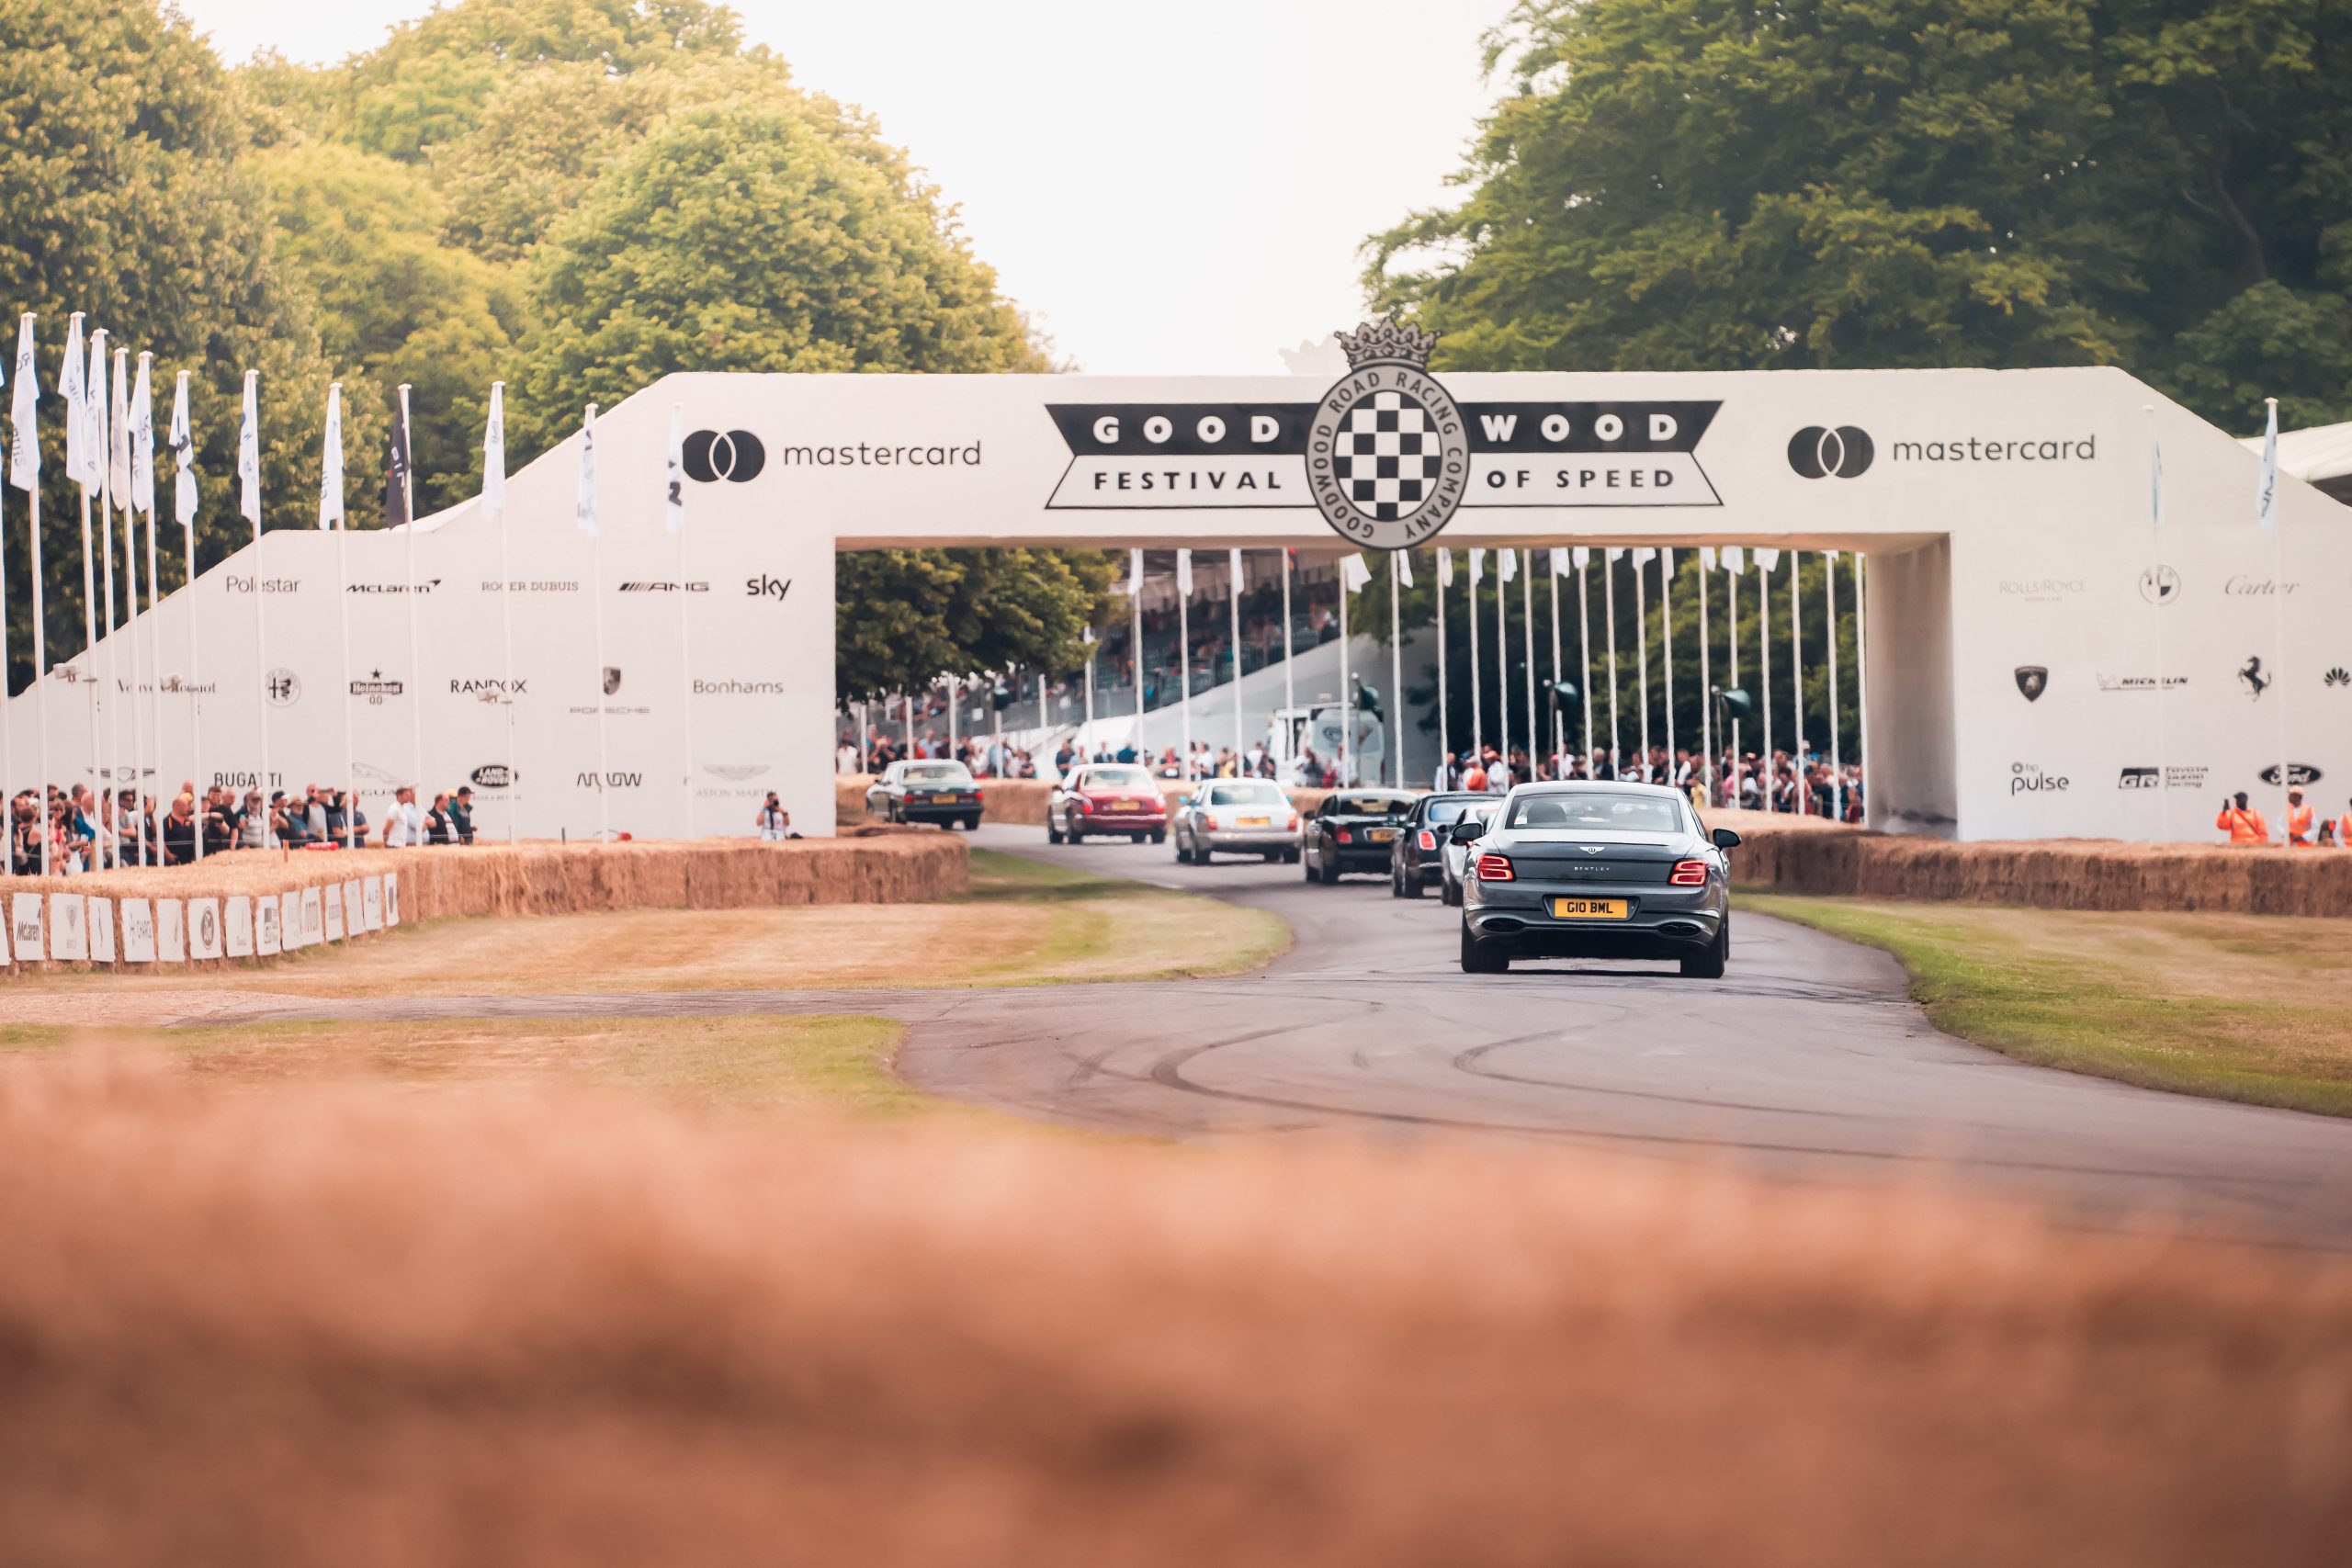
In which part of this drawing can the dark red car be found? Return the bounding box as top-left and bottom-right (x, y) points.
(1047, 763), (1169, 844)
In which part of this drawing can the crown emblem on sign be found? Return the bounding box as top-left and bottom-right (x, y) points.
(1335, 317), (1438, 369)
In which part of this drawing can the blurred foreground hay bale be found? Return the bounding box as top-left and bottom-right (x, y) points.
(1, 1053), (2346, 1568)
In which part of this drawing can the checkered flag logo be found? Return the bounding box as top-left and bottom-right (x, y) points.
(1332, 389), (1442, 524)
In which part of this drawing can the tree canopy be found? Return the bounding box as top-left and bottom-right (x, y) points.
(1371, 0), (2352, 431)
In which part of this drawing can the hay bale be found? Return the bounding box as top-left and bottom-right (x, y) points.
(2, 837), (967, 976)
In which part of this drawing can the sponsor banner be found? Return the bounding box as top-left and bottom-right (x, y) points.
(188, 898), (223, 962)
(121, 898), (156, 964)
(2008, 761), (2070, 796)
(87, 897), (116, 964)
(156, 900), (187, 964)
(2118, 765), (2209, 791)
(225, 896), (255, 959)
(49, 895), (88, 963)
(11, 893), (45, 962)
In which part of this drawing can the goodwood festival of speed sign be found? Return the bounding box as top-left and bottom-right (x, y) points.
(1303, 319), (1471, 549)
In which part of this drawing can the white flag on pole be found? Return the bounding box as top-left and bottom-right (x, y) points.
(1125, 546), (1143, 598)
(2148, 409), (2163, 531)
(238, 372), (261, 525)
(169, 371), (198, 527)
(1396, 549), (1414, 588)
(1437, 547), (1453, 587)
(1724, 545), (1745, 573)
(85, 333), (107, 494)
(1174, 547), (1191, 595)
(1756, 547), (1781, 572)
(1700, 546), (1718, 571)
(575, 403), (598, 537)
(61, 315), (87, 491)
(318, 382), (345, 529)
(1549, 547), (1569, 576)
(1469, 547), (1485, 584)
(128, 355), (154, 517)
(108, 349), (130, 501)
(481, 381), (506, 521)
(1826, 548), (1840, 562)
(1340, 552), (1372, 593)
(664, 406), (686, 536)
(2256, 398), (2278, 534)
(1498, 547), (1518, 582)
(9, 314), (39, 492)
(1572, 546), (1589, 570)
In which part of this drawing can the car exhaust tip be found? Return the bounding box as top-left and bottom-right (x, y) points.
(1657, 921), (1703, 941)
(1481, 917), (1526, 934)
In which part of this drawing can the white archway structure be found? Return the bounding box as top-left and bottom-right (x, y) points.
(10, 365), (2346, 841)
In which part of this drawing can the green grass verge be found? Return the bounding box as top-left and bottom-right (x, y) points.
(961, 848), (1292, 983)
(1745, 892), (2352, 1118)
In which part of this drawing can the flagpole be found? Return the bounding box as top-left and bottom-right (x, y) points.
(1177, 548), (1192, 780)
(92, 332), (117, 863)
(1132, 548), (1146, 764)
(1433, 549), (1448, 779)
(1467, 550), (1482, 767)
(1826, 550), (1842, 822)
(2146, 406), (2170, 842)
(1698, 549), (1713, 807)
(2261, 396), (2290, 842)
(1726, 556), (1740, 807)
(68, 316), (102, 835)
(1547, 551), (1563, 776)
(395, 383), (424, 810)
(1660, 547), (1676, 789)
(111, 346), (142, 861)
(1791, 551), (1805, 812)
(1576, 548), (1593, 770)
(1228, 547), (1245, 770)
(171, 370), (203, 863)
(1633, 550), (1650, 776)
(672, 416), (695, 838)
(327, 383), (358, 849)
(243, 370), (269, 849)
(1520, 559), (1535, 785)
(582, 403), (611, 843)
(486, 382), (516, 844)
(29, 474), (52, 877)
(1854, 552), (1868, 827)
(1279, 547), (1294, 764)
(1338, 560), (1352, 788)
(1759, 552), (1774, 813)
(11, 313), (50, 874)
(139, 355), (164, 839)
(1603, 550), (1619, 773)
(1494, 551), (1510, 780)
(1389, 552), (1405, 788)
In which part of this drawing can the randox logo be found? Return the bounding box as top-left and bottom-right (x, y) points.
(2258, 762), (2324, 788)
(684, 430), (766, 483)
(449, 677), (526, 699)
(2009, 761), (2070, 795)
(2014, 666), (2049, 702)
(1787, 425), (1874, 479)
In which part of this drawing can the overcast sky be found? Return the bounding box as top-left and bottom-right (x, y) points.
(175, 0), (1509, 374)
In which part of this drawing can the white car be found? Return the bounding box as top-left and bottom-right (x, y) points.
(1172, 778), (1301, 864)
(1439, 799), (1500, 906)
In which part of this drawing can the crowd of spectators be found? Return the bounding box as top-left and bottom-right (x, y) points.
(1430, 743), (1865, 819)
(6, 777), (481, 874)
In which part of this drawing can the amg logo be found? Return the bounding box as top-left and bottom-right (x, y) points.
(576, 771), (642, 789)
(618, 581), (709, 592)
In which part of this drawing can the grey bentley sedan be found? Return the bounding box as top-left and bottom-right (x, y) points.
(1451, 782), (1739, 977)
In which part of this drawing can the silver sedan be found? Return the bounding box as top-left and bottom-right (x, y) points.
(1173, 779), (1301, 864)
(1453, 782), (1738, 977)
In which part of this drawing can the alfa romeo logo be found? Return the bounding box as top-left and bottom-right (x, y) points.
(1306, 319), (1469, 548)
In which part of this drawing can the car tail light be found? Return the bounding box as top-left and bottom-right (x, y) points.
(1336, 829), (1352, 844)
(1417, 829), (1437, 852)
(1285, 812), (1299, 830)
(1669, 858), (1709, 886)
(1476, 852), (1514, 882)
(1076, 796), (1092, 813)
(974, 788), (985, 803)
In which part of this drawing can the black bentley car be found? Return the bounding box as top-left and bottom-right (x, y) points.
(1300, 791), (1417, 885)
(865, 760), (985, 829)
(1388, 791), (1492, 899)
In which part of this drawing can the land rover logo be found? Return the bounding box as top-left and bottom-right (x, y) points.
(1305, 318), (1469, 548)
(469, 764), (515, 789)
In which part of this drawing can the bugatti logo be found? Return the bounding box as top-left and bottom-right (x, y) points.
(684, 430), (766, 483)
(2014, 666), (2049, 702)
(1789, 426), (1874, 479)
(1302, 319), (1472, 547)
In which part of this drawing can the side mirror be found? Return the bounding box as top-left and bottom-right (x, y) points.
(1451, 820), (1485, 844)
(1711, 827), (1742, 850)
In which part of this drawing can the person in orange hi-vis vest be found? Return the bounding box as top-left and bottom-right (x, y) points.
(2216, 791), (2270, 845)
(2330, 797), (2352, 848)
(2284, 786), (2315, 847)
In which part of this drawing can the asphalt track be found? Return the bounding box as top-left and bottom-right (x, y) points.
(209, 824), (2352, 1244)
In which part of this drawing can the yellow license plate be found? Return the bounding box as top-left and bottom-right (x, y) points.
(1237, 815), (1271, 828)
(931, 793), (959, 805)
(1110, 800), (1139, 811)
(1369, 828), (1397, 843)
(1549, 897), (1631, 920)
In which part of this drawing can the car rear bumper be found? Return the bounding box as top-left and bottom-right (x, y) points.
(899, 803), (980, 821)
(1464, 886), (1722, 955)
(1199, 828), (1296, 851)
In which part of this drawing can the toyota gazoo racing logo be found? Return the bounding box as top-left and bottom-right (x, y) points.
(684, 430), (766, 483)
(1789, 425), (1874, 479)
(1304, 319), (1471, 547)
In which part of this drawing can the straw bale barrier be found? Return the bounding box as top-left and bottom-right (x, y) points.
(1718, 810), (2352, 918)
(1, 835), (967, 975)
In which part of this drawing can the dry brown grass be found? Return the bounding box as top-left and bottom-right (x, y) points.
(2, 1050), (2347, 1567)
